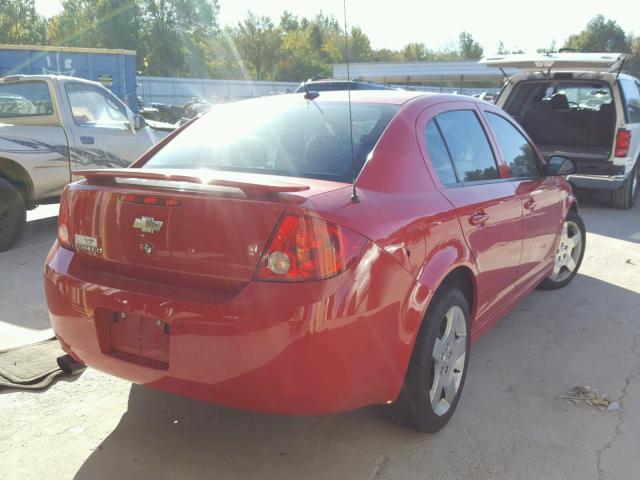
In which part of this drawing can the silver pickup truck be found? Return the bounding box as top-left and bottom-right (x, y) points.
(0, 74), (168, 251)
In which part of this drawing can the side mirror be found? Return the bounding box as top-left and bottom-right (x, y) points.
(546, 155), (577, 176)
(133, 114), (147, 130)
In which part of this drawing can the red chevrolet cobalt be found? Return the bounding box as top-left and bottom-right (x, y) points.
(45, 91), (585, 432)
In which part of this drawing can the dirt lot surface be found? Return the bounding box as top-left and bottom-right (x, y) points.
(1, 195), (639, 480)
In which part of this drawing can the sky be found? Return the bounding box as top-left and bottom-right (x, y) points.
(35, 0), (637, 54)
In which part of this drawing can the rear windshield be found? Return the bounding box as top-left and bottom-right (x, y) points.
(144, 95), (400, 182)
(0, 81), (54, 118)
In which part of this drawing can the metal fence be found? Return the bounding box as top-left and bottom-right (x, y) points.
(136, 76), (299, 106)
(136, 76), (501, 107)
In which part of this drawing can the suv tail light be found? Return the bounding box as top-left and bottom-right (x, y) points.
(615, 129), (631, 157)
(57, 186), (74, 250)
(255, 214), (368, 282)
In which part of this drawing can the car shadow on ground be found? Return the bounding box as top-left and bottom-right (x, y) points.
(73, 273), (640, 480)
(574, 189), (640, 244)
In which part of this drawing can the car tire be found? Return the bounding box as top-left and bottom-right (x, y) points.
(539, 210), (586, 290)
(611, 163), (639, 209)
(0, 178), (27, 252)
(383, 286), (471, 433)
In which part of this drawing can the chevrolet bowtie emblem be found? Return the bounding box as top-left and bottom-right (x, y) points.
(133, 216), (163, 234)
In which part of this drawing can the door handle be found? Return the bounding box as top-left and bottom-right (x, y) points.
(469, 211), (489, 226)
(80, 136), (95, 145)
(524, 198), (537, 211)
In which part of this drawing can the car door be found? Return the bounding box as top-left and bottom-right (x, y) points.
(417, 102), (522, 325)
(60, 80), (152, 174)
(481, 109), (563, 288)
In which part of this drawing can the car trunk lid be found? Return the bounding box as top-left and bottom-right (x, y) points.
(66, 168), (347, 292)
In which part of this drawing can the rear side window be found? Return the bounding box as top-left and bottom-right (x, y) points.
(144, 96), (400, 183)
(434, 110), (500, 183)
(0, 81), (53, 118)
(620, 79), (640, 123)
(485, 113), (540, 178)
(425, 120), (457, 185)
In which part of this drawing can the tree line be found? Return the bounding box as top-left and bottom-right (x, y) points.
(1, 1), (639, 81)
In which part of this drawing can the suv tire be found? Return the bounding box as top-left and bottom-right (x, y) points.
(0, 178), (27, 252)
(611, 163), (639, 209)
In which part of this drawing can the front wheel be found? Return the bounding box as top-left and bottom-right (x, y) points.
(539, 210), (586, 290)
(383, 287), (471, 433)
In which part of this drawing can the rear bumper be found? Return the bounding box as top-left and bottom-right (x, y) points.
(567, 173), (627, 190)
(44, 242), (427, 415)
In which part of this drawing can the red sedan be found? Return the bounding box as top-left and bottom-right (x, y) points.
(45, 91), (585, 432)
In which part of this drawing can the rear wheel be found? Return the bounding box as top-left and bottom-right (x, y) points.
(611, 163), (638, 209)
(383, 287), (471, 433)
(0, 178), (26, 252)
(539, 210), (585, 290)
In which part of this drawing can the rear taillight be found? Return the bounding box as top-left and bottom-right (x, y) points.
(255, 214), (368, 282)
(57, 186), (74, 250)
(615, 129), (631, 157)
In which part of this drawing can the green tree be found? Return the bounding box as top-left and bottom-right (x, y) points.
(626, 36), (640, 78)
(371, 48), (403, 62)
(458, 31), (483, 59)
(137, 0), (219, 77)
(48, 0), (99, 48)
(0, 0), (48, 45)
(563, 15), (630, 53)
(230, 12), (282, 80)
(402, 42), (430, 61)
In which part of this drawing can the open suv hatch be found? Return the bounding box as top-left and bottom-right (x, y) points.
(485, 52), (640, 208)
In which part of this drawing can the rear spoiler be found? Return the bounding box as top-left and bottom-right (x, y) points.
(74, 168), (311, 194)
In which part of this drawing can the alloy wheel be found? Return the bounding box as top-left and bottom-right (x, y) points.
(550, 220), (583, 283)
(430, 305), (467, 416)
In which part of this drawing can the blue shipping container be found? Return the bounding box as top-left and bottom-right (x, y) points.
(0, 44), (138, 113)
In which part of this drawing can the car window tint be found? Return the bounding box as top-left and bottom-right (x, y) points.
(144, 95), (400, 183)
(620, 79), (640, 123)
(425, 120), (457, 185)
(0, 81), (53, 118)
(485, 112), (540, 178)
(65, 82), (129, 128)
(435, 110), (499, 182)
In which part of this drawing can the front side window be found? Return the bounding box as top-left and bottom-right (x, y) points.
(434, 110), (500, 183)
(620, 79), (640, 123)
(65, 82), (129, 128)
(0, 81), (53, 118)
(485, 112), (540, 179)
(144, 95), (399, 183)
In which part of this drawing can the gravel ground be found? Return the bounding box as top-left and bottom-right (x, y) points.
(1, 194), (639, 480)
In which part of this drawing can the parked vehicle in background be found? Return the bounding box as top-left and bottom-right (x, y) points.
(487, 52), (640, 208)
(295, 78), (399, 93)
(0, 75), (165, 251)
(45, 90), (585, 433)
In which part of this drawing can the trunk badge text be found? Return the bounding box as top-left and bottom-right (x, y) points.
(133, 216), (163, 234)
(74, 234), (103, 254)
